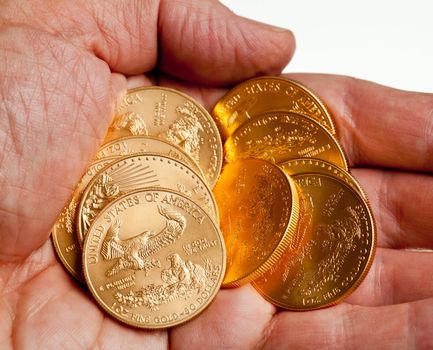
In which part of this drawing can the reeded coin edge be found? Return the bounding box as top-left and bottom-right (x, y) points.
(221, 168), (300, 288)
(51, 232), (83, 282)
(82, 187), (226, 329)
(279, 158), (367, 199)
(252, 173), (377, 311)
(51, 157), (121, 282)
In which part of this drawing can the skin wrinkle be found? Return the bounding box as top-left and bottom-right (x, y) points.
(339, 76), (362, 167)
(385, 173), (405, 249)
(373, 249), (384, 305)
(22, 266), (70, 322)
(256, 312), (278, 350)
(340, 304), (357, 350)
(423, 100), (433, 168)
(0, 300), (14, 348)
(0, 242), (55, 293)
(378, 171), (398, 248)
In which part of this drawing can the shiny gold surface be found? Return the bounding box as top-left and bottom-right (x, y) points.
(77, 153), (219, 246)
(105, 87), (223, 188)
(280, 158), (366, 198)
(83, 188), (226, 329)
(225, 112), (348, 170)
(212, 76), (335, 139)
(51, 157), (116, 281)
(213, 159), (299, 288)
(96, 136), (204, 179)
(253, 173), (376, 310)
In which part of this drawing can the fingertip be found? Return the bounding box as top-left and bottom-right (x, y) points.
(158, 0), (297, 85)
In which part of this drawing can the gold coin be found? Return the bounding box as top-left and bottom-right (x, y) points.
(105, 87), (223, 188)
(213, 159), (299, 288)
(96, 136), (204, 179)
(82, 188), (226, 329)
(253, 173), (376, 310)
(280, 158), (366, 198)
(225, 111), (348, 170)
(77, 154), (219, 246)
(51, 157), (116, 281)
(212, 76), (335, 139)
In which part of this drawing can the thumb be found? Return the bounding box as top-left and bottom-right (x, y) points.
(158, 0), (296, 84)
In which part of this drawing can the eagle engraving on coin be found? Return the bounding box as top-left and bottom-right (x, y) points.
(101, 205), (186, 277)
(243, 126), (317, 162)
(111, 111), (149, 136)
(300, 205), (364, 296)
(160, 102), (204, 164)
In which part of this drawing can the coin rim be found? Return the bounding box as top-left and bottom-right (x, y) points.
(97, 135), (206, 180)
(252, 173), (377, 311)
(51, 157), (120, 282)
(76, 152), (220, 247)
(51, 233), (83, 282)
(279, 158), (367, 199)
(224, 111), (348, 170)
(212, 76), (336, 137)
(217, 159), (300, 288)
(116, 86), (223, 188)
(82, 187), (226, 329)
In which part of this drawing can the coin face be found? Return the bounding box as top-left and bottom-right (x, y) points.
(51, 157), (116, 281)
(105, 87), (223, 188)
(96, 136), (204, 179)
(280, 158), (365, 198)
(253, 173), (376, 310)
(212, 76), (335, 139)
(225, 111), (348, 170)
(77, 154), (219, 246)
(82, 188), (226, 329)
(213, 159), (299, 288)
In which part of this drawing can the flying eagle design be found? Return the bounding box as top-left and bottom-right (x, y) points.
(101, 205), (186, 277)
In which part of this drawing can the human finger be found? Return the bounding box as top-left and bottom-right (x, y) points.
(346, 248), (433, 306)
(284, 73), (433, 171)
(262, 298), (433, 349)
(170, 285), (276, 349)
(2, 0), (296, 83)
(352, 168), (433, 249)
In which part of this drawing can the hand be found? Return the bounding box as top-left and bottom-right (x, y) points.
(0, 0), (295, 348)
(1, 1), (432, 349)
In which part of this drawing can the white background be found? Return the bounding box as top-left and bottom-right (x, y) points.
(220, 0), (433, 93)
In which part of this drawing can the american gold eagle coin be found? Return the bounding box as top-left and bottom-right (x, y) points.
(213, 159), (299, 288)
(82, 188), (226, 329)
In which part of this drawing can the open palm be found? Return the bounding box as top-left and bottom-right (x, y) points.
(0, 1), (432, 349)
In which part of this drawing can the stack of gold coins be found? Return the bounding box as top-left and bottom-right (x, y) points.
(212, 76), (376, 310)
(51, 87), (226, 329)
(52, 77), (376, 329)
